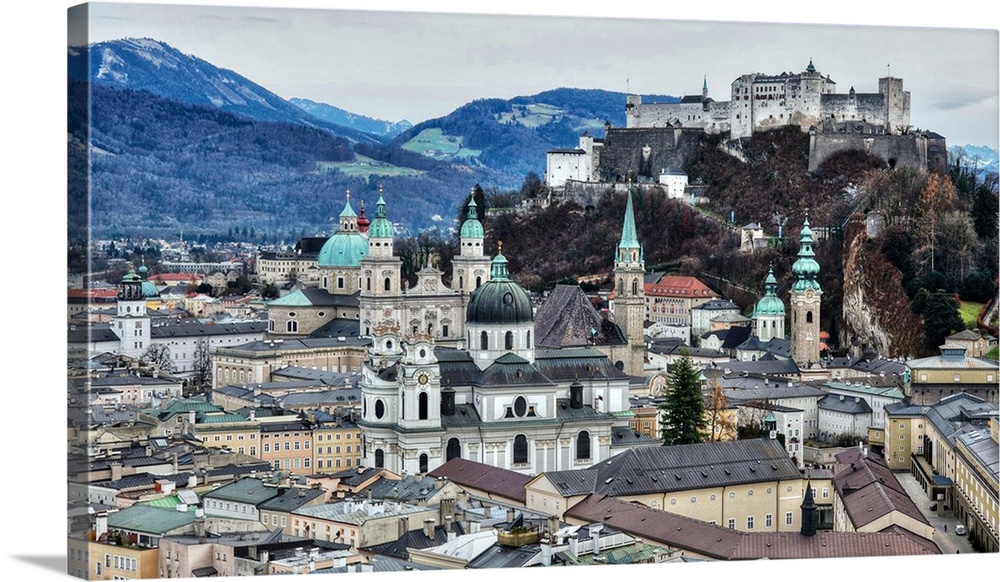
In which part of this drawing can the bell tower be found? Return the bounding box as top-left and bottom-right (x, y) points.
(452, 191), (491, 296)
(359, 189), (404, 338)
(114, 266), (150, 359)
(790, 214), (822, 365)
(612, 186), (646, 375)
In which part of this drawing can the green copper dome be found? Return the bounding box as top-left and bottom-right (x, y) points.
(755, 268), (785, 316)
(367, 195), (394, 239)
(318, 197), (369, 268)
(459, 198), (484, 239)
(466, 247), (533, 325)
(791, 216), (822, 292)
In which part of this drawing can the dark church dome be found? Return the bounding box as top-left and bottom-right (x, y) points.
(466, 249), (533, 325)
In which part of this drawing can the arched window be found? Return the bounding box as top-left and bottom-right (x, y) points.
(384, 277), (392, 291)
(480, 331), (489, 350)
(806, 311), (813, 323)
(505, 331), (514, 350)
(513, 435), (528, 465)
(419, 453), (429, 474)
(418, 392), (428, 420)
(374, 449), (384, 468)
(446, 438), (461, 461)
(632, 279), (638, 295)
(526, 330), (531, 348)
(476, 276), (482, 288)
(576, 431), (590, 460)
(459, 276), (464, 290)
(366, 277), (371, 291)
(286, 320), (298, 333)
(618, 277), (624, 295)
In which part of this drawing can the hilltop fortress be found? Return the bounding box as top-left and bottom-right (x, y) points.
(626, 60), (910, 140)
(546, 61), (947, 191)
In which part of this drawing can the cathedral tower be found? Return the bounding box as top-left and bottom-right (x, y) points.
(790, 215), (822, 365)
(359, 190), (404, 337)
(452, 193), (492, 296)
(612, 188), (646, 375)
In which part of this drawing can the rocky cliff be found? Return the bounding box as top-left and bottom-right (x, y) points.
(840, 216), (924, 358)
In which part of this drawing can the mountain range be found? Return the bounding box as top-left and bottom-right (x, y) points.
(67, 38), (997, 241)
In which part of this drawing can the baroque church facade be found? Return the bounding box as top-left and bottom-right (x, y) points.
(355, 190), (656, 476)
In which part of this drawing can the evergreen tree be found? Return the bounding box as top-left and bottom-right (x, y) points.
(658, 353), (707, 446)
(922, 291), (965, 350)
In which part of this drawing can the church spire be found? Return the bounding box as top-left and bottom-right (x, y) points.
(618, 187), (640, 251)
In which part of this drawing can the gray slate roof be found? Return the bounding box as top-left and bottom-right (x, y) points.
(540, 438), (800, 498)
(534, 285), (625, 348)
(818, 394), (873, 415)
(475, 353), (555, 389)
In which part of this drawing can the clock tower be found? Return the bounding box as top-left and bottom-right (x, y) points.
(790, 214), (822, 365)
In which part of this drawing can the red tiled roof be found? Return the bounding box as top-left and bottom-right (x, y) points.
(644, 275), (718, 299)
(564, 494), (744, 559)
(68, 288), (118, 299)
(565, 495), (939, 560)
(729, 526), (940, 559)
(832, 449), (929, 530)
(427, 458), (531, 503)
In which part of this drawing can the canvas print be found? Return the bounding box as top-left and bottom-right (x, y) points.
(65, 2), (999, 580)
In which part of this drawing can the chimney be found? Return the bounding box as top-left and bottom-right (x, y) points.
(440, 498), (456, 525)
(109, 462), (123, 482)
(547, 516), (559, 536)
(423, 519), (435, 539)
(567, 532), (579, 558)
(506, 508), (516, 524)
(540, 538), (552, 566)
(95, 512), (108, 540)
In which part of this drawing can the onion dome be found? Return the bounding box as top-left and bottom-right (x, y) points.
(755, 268), (785, 315)
(367, 193), (394, 239)
(459, 196), (484, 239)
(466, 244), (533, 325)
(318, 193), (369, 268)
(791, 215), (821, 292)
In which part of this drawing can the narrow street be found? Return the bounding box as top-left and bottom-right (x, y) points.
(896, 472), (975, 554)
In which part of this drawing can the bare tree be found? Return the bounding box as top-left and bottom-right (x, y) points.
(140, 344), (174, 374)
(704, 380), (737, 441)
(188, 340), (212, 393)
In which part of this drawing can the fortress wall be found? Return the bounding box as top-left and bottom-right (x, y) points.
(808, 133), (947, 173)
(598, 127), (702, 181)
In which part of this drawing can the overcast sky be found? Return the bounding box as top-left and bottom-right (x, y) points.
(70, 0), (999, 148)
